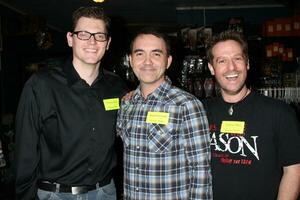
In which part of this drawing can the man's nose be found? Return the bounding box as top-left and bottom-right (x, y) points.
(228, 59), (237, 70)
(88, 35), (96, 44)
(144, 55), (153, 65)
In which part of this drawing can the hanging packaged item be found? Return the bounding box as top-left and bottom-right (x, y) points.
(193, 78), (204, 99)
(228, 17), (244, 33)
(203, 77), (215, 98)
(0, 140), (6, 168)
(181, 56), (216, 99)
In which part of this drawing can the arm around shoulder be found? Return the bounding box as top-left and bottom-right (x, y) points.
(182, 99), (212, 199)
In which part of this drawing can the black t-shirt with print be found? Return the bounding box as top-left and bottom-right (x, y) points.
(204, 92), (300, 200)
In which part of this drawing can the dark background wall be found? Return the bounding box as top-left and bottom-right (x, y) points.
(0, 4), (296, 116)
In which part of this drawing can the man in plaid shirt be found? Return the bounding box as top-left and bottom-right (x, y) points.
(116, 27), (212, 200)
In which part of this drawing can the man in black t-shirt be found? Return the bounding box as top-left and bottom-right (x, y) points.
(204, 30), (300, 199)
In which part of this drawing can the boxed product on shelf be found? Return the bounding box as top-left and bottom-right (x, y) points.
(292, 15), (300, 36)
(265, 42), (294, 62)
(262, 16), (300, 37)
(263, 20), (275, 36)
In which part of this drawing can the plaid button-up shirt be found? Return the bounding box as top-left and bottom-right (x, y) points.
(117, 78), (212, 200)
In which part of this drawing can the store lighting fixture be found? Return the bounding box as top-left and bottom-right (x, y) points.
(93, 0), (105, 3)
(176, 4), (285, 10)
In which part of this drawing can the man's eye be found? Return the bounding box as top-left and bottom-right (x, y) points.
(135, 52), (143, 56)
(217, 59), (226, 64)
(79, 33), (89, 37)
(234, 57), (243, 61)
(96, 34), (106, 40)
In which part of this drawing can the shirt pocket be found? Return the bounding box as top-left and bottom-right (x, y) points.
(118, 119), (130, 147)
(147, 123), (179, 153)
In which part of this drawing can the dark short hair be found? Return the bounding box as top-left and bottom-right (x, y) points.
(206, 30), (248, 64)
(130, 27), (171, 56)
(71, 7), (111, 33)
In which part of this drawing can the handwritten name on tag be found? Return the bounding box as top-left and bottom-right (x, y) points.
(146, 112), (169, 125)
(221, 121), (245, 134)
(103, 98), (120, 111)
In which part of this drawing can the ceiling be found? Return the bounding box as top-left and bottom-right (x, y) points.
(0, 0), (295, 33)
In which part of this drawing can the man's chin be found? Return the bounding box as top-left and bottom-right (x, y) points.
(84, 59), (101, 65)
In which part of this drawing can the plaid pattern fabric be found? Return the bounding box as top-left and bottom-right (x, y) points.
(117, 78), (212, 200)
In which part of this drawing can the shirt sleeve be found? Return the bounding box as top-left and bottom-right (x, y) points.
(182, 99), (212, 200)
(116, 106), (123, 137)
(276, 103), (300, 166)
(15, 75), (41, 200)
(116, 99), (129, 138)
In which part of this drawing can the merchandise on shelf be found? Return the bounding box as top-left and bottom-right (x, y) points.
(181, 55), (216, 99)
(262, 15), (300, 37)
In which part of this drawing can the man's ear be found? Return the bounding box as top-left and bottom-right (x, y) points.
(128, 54), (132, 68)
(66, 32), (73, 47)
(106, 37), (111, 50)
(166, 55), (172, 69)
(247, 60), (250, 70)
(208, 63), (215, 75)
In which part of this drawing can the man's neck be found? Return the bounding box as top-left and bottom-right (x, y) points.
(73, 62), (100, 86)
(140, 81), (164, 100)
(222, 87), (250, 103)
(140, 85), (156, 100)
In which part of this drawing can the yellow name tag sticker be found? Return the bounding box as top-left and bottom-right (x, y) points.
(103, 98), (120, 111)
(146, 112), (169, 125)
(221, 121), (245, 135)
